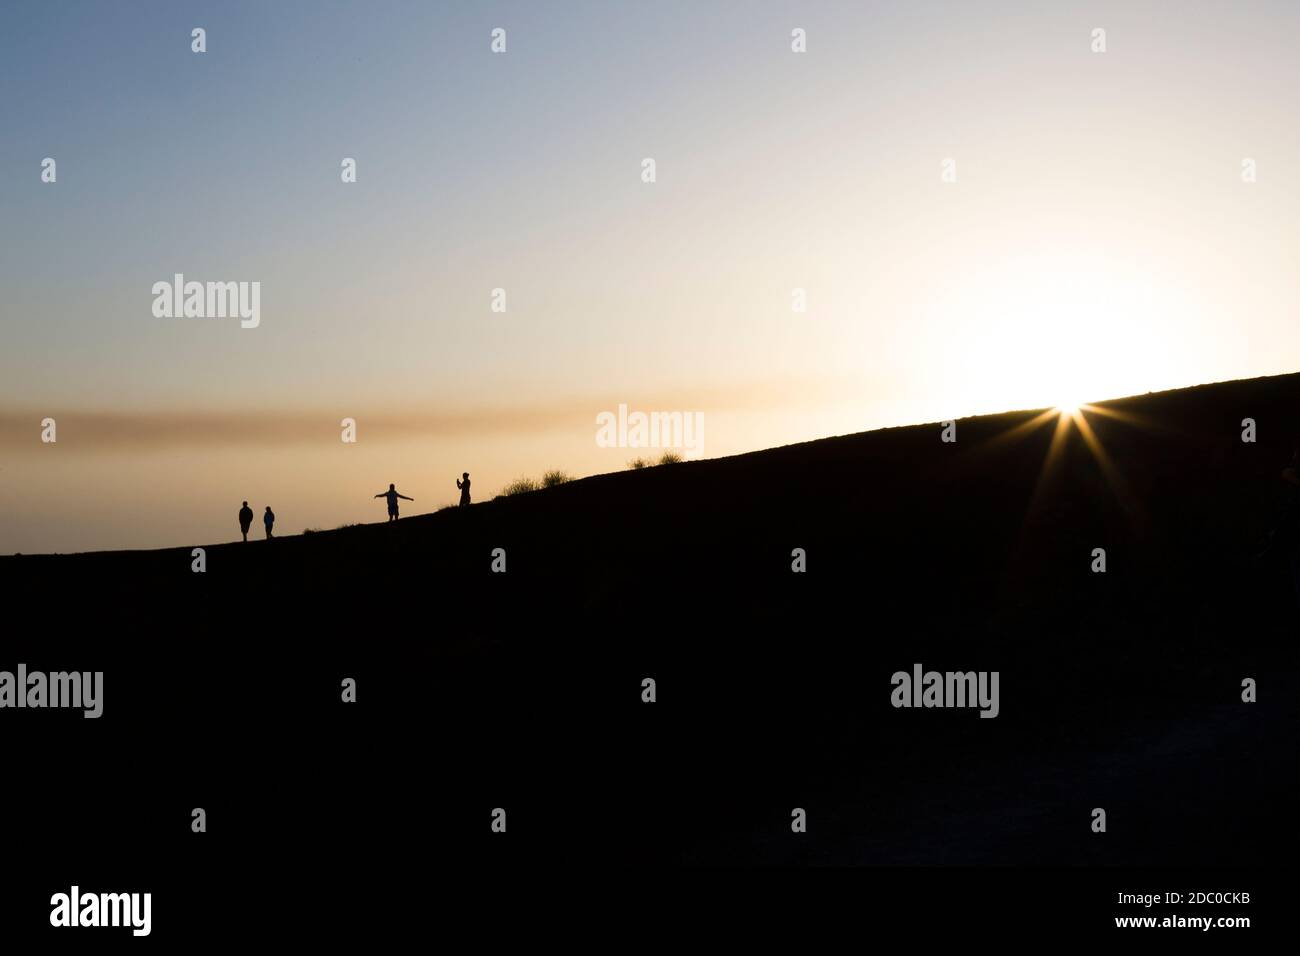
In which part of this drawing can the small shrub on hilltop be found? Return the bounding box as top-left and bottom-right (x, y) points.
(541, 469), (572, 488)
(628, 453), (682, 468)
(501, 476), (540, 496)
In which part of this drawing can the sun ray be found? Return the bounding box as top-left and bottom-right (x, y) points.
(1070, 408), (1145, 525)
(984, 407), (1059, 449)
(968, 394), (1153, 538)
(1023, 408), (1074, 513)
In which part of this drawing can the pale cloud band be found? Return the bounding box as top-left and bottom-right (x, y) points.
(0, 380), (843, 454)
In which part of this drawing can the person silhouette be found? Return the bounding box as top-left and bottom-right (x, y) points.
(456, 472), (471, 507)
(238, 501), (254, 542)
(263, 506), (275, 539)
(375, 483), (413, 522)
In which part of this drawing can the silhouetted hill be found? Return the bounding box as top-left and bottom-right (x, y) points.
(3, 372), (1297, 873)
(11, 372), (1300, 608)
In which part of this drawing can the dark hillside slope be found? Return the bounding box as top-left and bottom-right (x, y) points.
(2, 372), (1297, 873)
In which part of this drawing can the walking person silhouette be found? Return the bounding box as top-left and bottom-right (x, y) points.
(375, 483), (413, 522)
(263, 506), (275, 539)
(456, 472), (471, 507)
(238, 501), (254, 542)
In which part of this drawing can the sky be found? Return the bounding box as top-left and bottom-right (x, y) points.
(2, 0), (1299, 552)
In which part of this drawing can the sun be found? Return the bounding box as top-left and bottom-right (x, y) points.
(1054, 399), (1102, 427)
